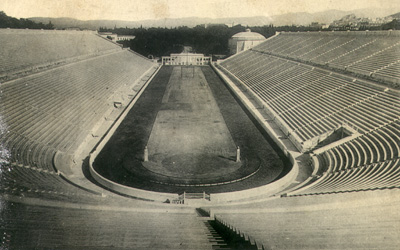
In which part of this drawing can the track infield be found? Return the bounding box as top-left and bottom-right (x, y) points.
(142, 66), (240, 179)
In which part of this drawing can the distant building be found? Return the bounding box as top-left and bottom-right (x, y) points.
(162, 53), (211, 65)
(116, 35), (135, 41)
(229, 29), (266, 55)
(98, 32), (117, 40)
(329, 14), (372, 30)
(97, 32), (135, 42)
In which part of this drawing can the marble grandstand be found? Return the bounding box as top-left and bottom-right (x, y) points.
(0, 28), (400, 249)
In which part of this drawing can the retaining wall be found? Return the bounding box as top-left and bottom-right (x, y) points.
(88, 65), (179, 202)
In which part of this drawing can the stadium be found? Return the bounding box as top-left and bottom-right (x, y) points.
(1, 25), (400, 249)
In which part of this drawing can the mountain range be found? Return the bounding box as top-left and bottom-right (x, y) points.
(28, 8), (400, 30)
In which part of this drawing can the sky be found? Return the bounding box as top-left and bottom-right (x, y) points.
(1, 0), (399, 21)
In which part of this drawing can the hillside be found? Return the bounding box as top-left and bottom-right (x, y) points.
(388, 12), (400, 19)
(28, 16), (272, 30)
(28, 8), (400, 30)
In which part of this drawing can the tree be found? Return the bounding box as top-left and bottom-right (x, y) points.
(382, 19), (400, 30)
(0, 11), (54, 29)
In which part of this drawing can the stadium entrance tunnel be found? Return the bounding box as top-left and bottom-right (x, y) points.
(89, 65), (292, 200)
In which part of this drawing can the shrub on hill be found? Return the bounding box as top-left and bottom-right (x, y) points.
(0, 11), (53, 29)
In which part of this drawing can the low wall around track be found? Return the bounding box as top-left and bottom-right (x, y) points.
(89, 154), (178, 202)
(209, 63), (300, 203)
(88, 65), (179, 202)
(89, 63), (302, 204)
(210, 154), (298, 203)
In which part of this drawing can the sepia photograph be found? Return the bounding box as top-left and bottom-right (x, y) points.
(0, 0), (400, 249)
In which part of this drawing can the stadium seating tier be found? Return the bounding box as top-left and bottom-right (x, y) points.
(219, 30), (400, 195)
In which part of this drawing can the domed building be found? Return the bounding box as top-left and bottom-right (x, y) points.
(229, 28), (266, 54)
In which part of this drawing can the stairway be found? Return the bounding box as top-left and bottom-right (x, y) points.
(196, 209), (257, 250)
(203, 220), (231, 249)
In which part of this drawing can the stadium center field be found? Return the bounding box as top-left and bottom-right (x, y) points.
(93, 66), (289, 193)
